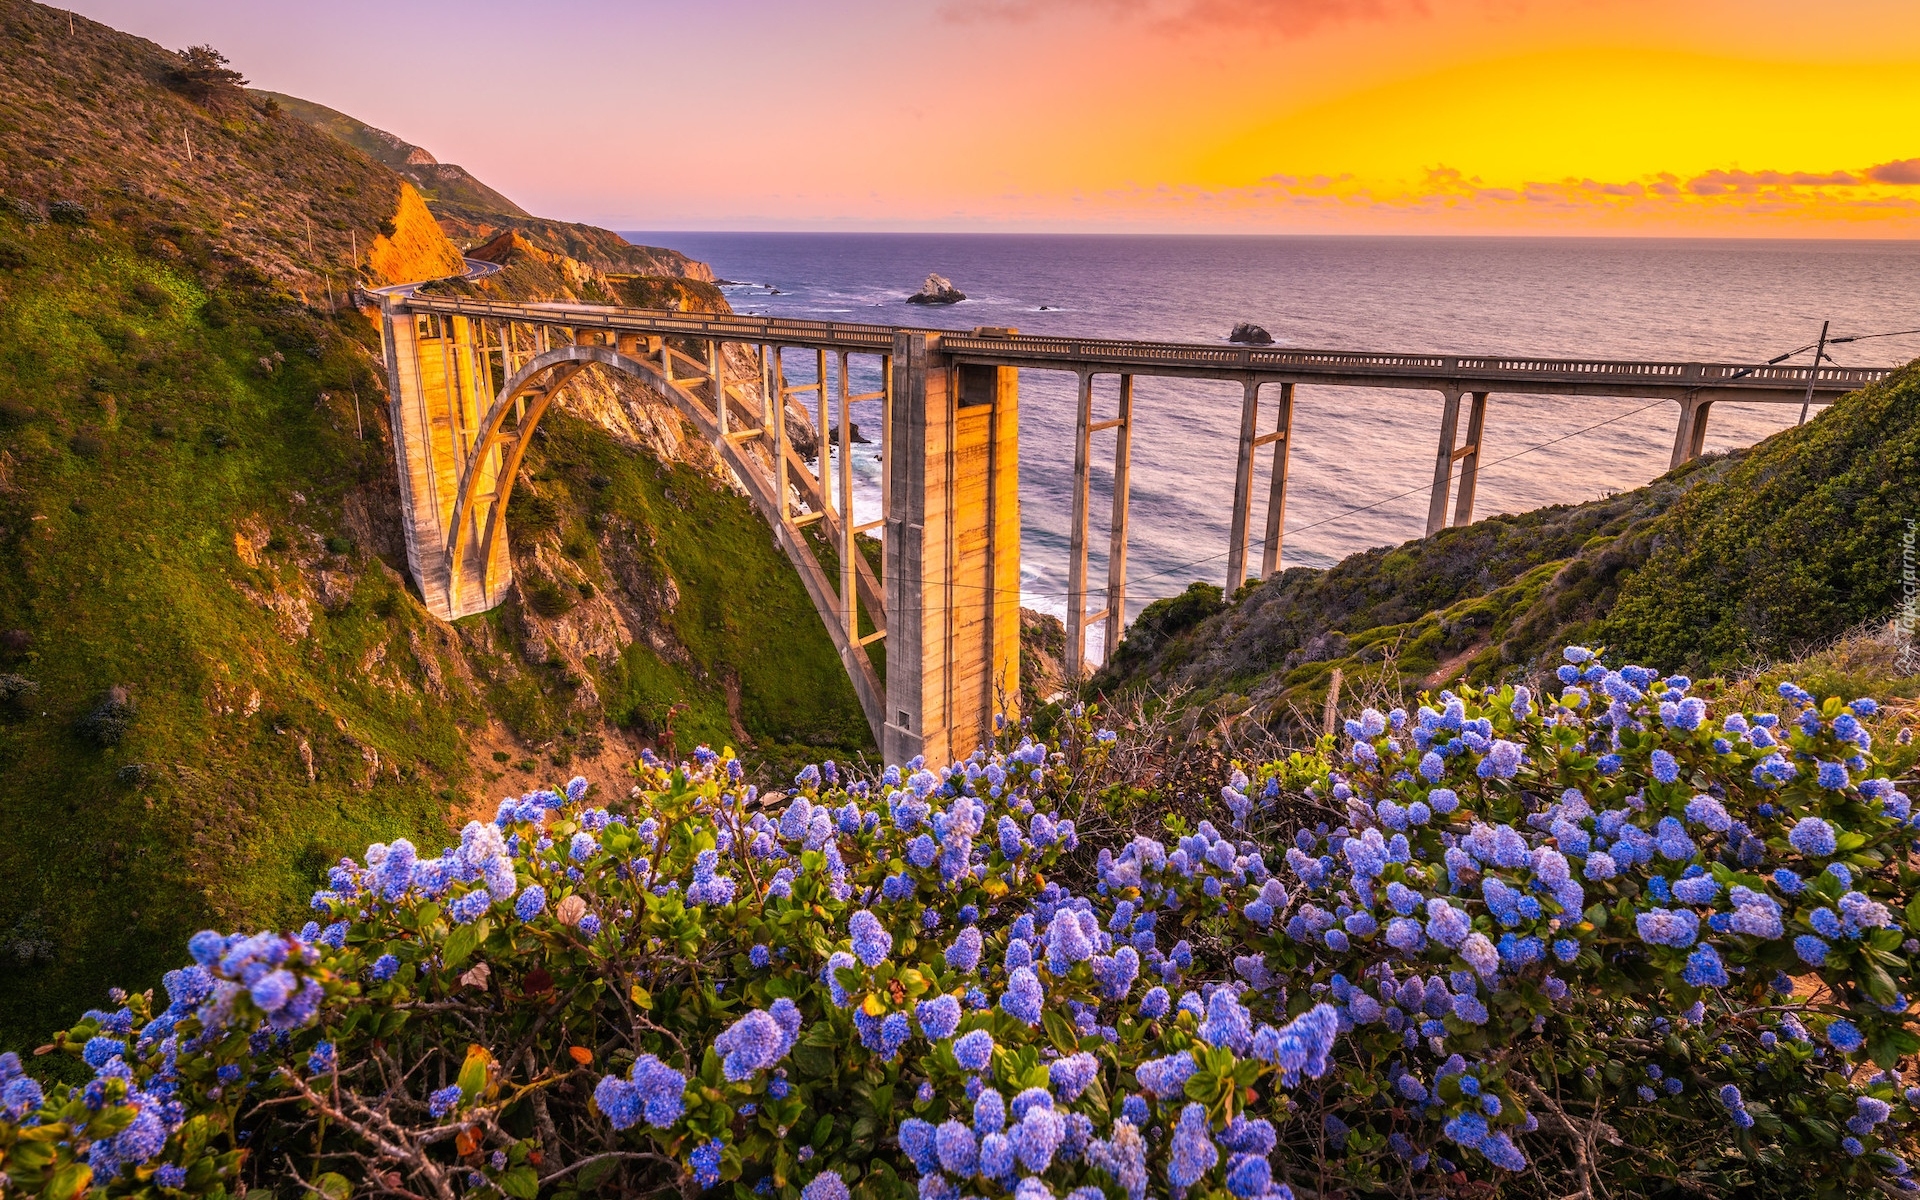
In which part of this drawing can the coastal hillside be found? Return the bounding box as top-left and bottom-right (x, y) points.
(0, 0), (867, 1046)
(1098, 362), (1920, 731)
(265, 88), (713, 280)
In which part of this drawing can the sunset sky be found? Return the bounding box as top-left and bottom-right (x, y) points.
(72, 0), (1920, 234)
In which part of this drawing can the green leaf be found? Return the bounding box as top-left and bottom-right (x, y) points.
(811, 1114), (834, 1146)
(309, 1172), (353, 1200)
(500, 1165), (541, 1199)
(44, 1163), (92, 1200)
(444, 921), (482, 971)
(1042, 1008), (1079, 1053)
(1861, 961), (1900, 1006)
(457, 1045), (494, 1098)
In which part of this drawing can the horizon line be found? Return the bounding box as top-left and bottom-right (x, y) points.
(605, 227), (1920, 242)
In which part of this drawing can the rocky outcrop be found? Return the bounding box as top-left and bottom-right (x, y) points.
(907, 272), (966, 305)
(1228, 322), (1274, 345)
(365, 182), (467, 286)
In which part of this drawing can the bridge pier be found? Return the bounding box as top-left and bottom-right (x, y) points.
(1426, 389), (1488, 535)
(1104, 374), (1134, 662)
(1670, 398), (1712, 468)
(1259, 382), (1295, 579)
(884, 335), (1020, 766)
(1065, 373), (1139, 675)
(382, 304), (513, 618)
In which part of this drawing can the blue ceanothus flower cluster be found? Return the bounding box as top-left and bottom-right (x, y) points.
(1, 654), (1915, 1199)
(1199, 647), (1920, 1194)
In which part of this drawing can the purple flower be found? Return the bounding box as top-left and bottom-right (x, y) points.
(954, 1028), (995, 1072)
(429, 1084), (463, 1118)
(1635, 908), (1699, 949)
(1001, 967), (1043, 1025)
(1136, 1051), (1198, 1099)
(946, 927), (983, 973)
(690, 1139), (723, 1189)
(1650, 750), (1680, 785)
(1050, 1052), (1098, 1100)
(1167, 1103), (1219, 1189)
(918, 994), (962, 1041)
(714, 1003), (800, 1081)
(849, 910), (892, 966)
(514, 886), (547, 921)
(1788, 817), (1837, 858)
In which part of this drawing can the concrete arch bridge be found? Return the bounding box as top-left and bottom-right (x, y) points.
(377, 294), (1889, 763)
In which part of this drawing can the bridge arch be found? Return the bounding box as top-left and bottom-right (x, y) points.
(403, 327), (890, 745)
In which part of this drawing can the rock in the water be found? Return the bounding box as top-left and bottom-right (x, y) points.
(1228, 322), (1274, 345)
(907, 272), (966, 305)
(828, 422), (871, 444)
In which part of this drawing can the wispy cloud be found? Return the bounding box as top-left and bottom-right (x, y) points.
(1050, 159), (1920, 231)
(1868, 158), (1920, 184)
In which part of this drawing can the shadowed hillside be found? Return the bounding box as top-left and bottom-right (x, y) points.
(0, 0), (868, 1047)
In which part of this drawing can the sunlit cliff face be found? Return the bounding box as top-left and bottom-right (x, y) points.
(74, 0), (1920, 233)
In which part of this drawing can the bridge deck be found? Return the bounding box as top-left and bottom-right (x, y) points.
(395, 295), (1891, 402)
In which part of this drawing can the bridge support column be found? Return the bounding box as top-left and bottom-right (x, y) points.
(884, 335), (1020, 767)
(1226, 377), (1262, 593)
(1670, 398), (1712, 469)
(1104, 375), (1134, 662)
(1259, 382), (1296, 578)
(1425, 389), (1464, 537)
(1452, 391), (1489, 527)
(381, 303), (511, 619)
(1066, 371), (1094, 679)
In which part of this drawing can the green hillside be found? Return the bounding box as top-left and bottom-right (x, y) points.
(1099, 363), (1920, 728)
(0, 0), (869, 1048)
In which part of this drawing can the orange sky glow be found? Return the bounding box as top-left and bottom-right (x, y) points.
(73, 0), (1920, 234)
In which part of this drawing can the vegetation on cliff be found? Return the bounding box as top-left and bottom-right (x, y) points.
(0, 0), (870, 1048)
(1099, 364), (1920, 734)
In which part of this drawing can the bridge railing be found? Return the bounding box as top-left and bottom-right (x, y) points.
(392, 295), (1894, 393)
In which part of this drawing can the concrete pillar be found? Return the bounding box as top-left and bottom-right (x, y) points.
(1066, 370), (1094, 679)
(1426, 389), (1464, 537)
(838, 350), (856, 645)
(1452, 391), (1489, 527)
(1104, 374), (1134, 662)
(1670, 399), (1712, 469)
(772, 347), (789, 519)
(1259, 382), (1295, 578)
(1226, 377), (1261, 592)
(883, 337), (1020, 767)
(381, 303), (509, 619)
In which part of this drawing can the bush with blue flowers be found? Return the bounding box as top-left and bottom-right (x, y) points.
(0, 647), (1916, 1199)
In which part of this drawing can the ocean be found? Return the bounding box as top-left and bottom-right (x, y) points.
(621, 233), (1920, 660)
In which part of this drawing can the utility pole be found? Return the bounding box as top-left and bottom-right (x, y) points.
(1799, 320), (1829, 426)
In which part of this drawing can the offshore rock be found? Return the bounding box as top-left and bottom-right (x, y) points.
(907, 272), (966, 305)
(1228, 322), (1274, 345)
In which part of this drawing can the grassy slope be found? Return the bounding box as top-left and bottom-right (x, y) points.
(0, 0), (870, 1045)
(507, 412), (873, 758)
(0, 206), (475, 1046)
(1101, 363), (1920, 727)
